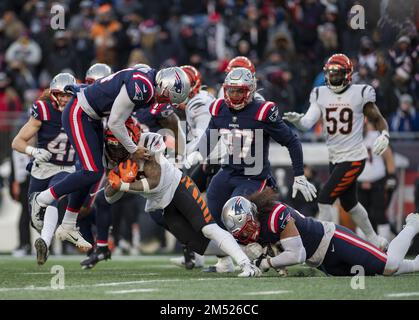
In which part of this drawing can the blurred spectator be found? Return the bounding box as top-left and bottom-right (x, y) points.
(389, 36), (414, 93)
(0, 71), (22, 162)
(372, 51), (399, 119)
(5, 33), (42, 71)
(44, 31), (79, 79)
(90, 4), (123, 68)
(389, 94), (419, 132)
(1, 10), (25, 41)
(358, 36), (376, 72)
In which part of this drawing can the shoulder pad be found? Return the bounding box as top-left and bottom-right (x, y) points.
(209, 98), (224, 117)
(268, 203), (290, 233)
(31, 100), (51, 121)
(255, 101), (278, 122)
(149, 103), (174, 118)
(129, 72), (154, 103)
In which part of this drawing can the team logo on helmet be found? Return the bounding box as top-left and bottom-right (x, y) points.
(174, 71), (183, 94)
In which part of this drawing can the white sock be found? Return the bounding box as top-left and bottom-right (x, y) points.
(348, 203), (377, 240)
(204, 240), (228, 256)
(385, 224), (419, 272)
(201, 224), (249, 266)
(37, 188), (57, 207)
(41, 206), (58, 247)
(61, 208), (79, 228)
(377, 224), (392, 241)
(394, 257), (419, 275)
(318, 203), (333, 221)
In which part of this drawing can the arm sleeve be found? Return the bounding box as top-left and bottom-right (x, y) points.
(362, 85), (376, 105)
(186, 113), (211, 154)
(264, 119), (304, 177)
(269, 236), (306, 268)
(193, 117), (219, 158)
(108, 84), (138, 154)
(297, 103), (322, 131)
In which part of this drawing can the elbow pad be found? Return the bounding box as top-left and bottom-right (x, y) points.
(281, 236), (306, 263)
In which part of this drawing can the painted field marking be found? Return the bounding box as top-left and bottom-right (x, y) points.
(241, 290), (291, 296)
(386, 292), (419, 298)
(106, 288), (157, 294)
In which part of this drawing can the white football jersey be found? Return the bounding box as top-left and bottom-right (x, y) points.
(139, 153), (182, 212)
(357, 130), (386, 182)
(310, 84), (375, 163)
(185, 90), (214, 154)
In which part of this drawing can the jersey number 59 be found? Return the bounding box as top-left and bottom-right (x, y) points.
(325, 107), (353, 135)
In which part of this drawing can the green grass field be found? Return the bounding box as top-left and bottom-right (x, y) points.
(0, 255), (418, 300)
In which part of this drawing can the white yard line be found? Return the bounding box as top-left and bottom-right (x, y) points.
(386, 292), (419, 298)
(106, 288), (157, 294)
(241, 290), (291, 296)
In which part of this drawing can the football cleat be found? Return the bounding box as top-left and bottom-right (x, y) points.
(406, 212), (419, 229)
(34, 238), (48, 265)
(170, 248), (204, 270)
(56, 225), (92, 251)
(29, 192), (46, 233)
(80, 246), (112, 269)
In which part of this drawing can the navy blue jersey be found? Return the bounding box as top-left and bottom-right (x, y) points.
(133, 103), (174, 133)
(31, 99), (76, 166)
(258, 202), (324, 259)
(83, 68), (157, 118)
(205, 98), (304, 179)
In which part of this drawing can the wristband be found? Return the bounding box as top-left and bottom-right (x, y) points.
(25, 146), (35, 156)
(382, 130), (389, 138)
(120, 182), (130, 192)
(141, 178), (150, 192)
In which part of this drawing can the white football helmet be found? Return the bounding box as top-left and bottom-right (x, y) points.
(50, 73), (76, 110)
(223, 67), (256, 110)
(221, 196), (260, 244)
(85, 63), (112, 84)
(140, 132), (166, 155)
(155, 67), (191, 105)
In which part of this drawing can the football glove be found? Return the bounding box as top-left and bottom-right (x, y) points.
(385, 173), (398, 191)
(25, 146), (52, 162)
(372, 130), (389, 156)
(184, 151), (203, 169)
(108, 168), (121, 190)
(292, 175), (317, 202)
(241, 242), (264, 261)
(118, 159), (138, 183)
(282, 112), (304, 124)
(238, 262), (261, 277)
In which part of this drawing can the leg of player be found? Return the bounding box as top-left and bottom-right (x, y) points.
(31, 99), (103, 251)
(383, 213), (419, 276)
(34, 205), (58, 265)
(170, 175), (261, 277)
(81, 191), (112, 269)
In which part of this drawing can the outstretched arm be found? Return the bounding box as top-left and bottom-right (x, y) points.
(158, 112), (186, 158)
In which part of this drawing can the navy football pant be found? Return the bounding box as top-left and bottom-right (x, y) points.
(50, 97), (104, 211)
(206, 168), (270, 227)
(320, 225), (387, 276)
(29, 171), (70, 207)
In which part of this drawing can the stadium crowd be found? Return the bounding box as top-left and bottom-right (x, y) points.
(0, 0), (417, 257)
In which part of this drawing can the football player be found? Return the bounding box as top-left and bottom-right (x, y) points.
(105, 132), (261, 277)
(283, 53), (389, 250)
(222, 189), (419, 277)
(30, 66), (191, 250)
(188, 67), (316, 272)
(12, 73), (77, 265)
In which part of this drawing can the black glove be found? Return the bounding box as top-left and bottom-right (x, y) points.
(385, 173), (398, 191)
